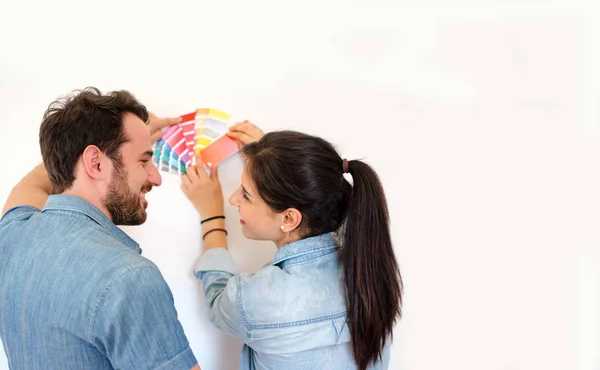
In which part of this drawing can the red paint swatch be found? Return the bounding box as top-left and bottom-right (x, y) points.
(199, 134), (240, 167)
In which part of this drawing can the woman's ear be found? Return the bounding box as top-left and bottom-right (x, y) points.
(279, 208), (302, 233)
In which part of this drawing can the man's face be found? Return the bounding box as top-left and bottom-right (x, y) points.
(104, 113), (162, 225)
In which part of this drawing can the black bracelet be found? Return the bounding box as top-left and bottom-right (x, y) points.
(203, 228), (228, 240)
(201, 215), (225, 224)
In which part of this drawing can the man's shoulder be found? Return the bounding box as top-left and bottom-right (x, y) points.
(97, 254), (166, 292)
(91, 257), (174, 323)
(89, 247), (161, 283)
(62, 233), (162, 296)
(0, 205), (40, 224)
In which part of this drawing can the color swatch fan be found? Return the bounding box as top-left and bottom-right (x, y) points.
(153, 108), (240, 174)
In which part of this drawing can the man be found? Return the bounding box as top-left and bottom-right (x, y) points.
(0, 87), (201, 370)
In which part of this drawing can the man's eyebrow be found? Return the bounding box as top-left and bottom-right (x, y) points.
(141, 150), (153, 158)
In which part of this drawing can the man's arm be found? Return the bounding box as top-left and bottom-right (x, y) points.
(1, 164), (51, 217)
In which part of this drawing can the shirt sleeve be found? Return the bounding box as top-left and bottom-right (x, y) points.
(194, 248), (248, 340)
(91, 264), (198, 370)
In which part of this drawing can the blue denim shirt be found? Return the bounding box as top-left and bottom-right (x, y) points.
(195, 233), (391, 370)
(0, 195), (197, 370)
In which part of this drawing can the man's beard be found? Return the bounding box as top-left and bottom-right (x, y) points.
(104, 164), (152, 226)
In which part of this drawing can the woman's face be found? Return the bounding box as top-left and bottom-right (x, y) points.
(229, 167), (285, 244)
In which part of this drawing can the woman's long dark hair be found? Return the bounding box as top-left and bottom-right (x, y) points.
(242, 131), (403, 369)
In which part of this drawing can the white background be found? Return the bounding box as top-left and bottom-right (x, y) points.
(1, 1), (599, 369)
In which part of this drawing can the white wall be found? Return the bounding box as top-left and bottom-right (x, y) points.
(1, 1), (599, 369)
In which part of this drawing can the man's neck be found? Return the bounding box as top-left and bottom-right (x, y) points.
(61, 188), (112, 222)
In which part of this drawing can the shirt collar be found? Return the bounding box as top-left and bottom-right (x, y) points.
(271, 232), (338, 266)
(41, 194), (142, 254)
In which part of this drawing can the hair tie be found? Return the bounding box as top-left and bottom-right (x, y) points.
(201, 215), (225, 224)
(203, 228), (228, 240)
(342, 158), (349, 173)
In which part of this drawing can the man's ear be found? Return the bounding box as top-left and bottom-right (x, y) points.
(81, 145), (106, 180)
(280, 208), (303, 233)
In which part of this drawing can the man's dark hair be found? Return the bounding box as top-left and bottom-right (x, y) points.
(39, 87), (148, 194)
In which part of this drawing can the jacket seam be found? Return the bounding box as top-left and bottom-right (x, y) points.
(248, 311), (347, 330)
(236, 274), (252, 340)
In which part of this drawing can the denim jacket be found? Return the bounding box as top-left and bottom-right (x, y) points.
(195, 233), (390, 370)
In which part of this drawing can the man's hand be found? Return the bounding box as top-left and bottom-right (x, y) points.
(147, 112), (182, 143)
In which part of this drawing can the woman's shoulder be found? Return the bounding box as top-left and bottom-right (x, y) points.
(236, 261), (347, 327)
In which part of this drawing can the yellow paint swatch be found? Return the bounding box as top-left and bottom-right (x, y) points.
(196, 137), (212, 147)
(208, 109), (229, 122)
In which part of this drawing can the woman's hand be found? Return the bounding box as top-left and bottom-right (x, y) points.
(226, 120), (265, 146)
(181, 152), (224, 218)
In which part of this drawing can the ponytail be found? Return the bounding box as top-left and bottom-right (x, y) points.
(340, 160), (403, 370)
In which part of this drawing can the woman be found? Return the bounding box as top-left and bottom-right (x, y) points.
(181, 121), (403, 370)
